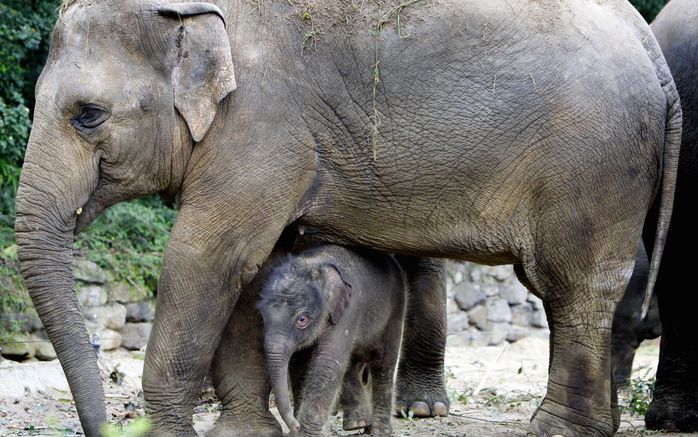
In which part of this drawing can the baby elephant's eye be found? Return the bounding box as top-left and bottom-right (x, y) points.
(295, 314), (311, 330)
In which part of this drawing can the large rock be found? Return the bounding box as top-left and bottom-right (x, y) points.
(0, 334), (35, 361)
(454, 283), (485, 311)
(98, 329), (123, 351)
(527, 293), (545, 310)
(77, 284), (108, 308)
(486, 298), (512, 323)
(0, 360), (70, 397)
(83, 303), (127, 330)
(108, 282), (150, 304)
(506, 325), (530, 343)
(467, 304), (488, 330)
(73, 259), (108, 284)
(511, 302), (533, 326)
(531, 309), (548, 328)
(447, 312), (469, 335)
(490, 265), (513, 282)
(482, 283), (500, 297)
(488, 322), (510, 346)
(34, 334), (57, 361)
(501, 281), (529, 305)
(120, 323), (152, 350)
(125, 301), (155, 323)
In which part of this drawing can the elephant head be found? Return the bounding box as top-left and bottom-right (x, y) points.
(14, 1), (235, 433)
(257, 255), (353, 433)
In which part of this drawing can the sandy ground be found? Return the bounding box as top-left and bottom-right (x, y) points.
(0, 336), (685, 436)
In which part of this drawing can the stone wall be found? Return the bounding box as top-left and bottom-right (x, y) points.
(1, 259), (154, 361)
(446, 262), (549, 346)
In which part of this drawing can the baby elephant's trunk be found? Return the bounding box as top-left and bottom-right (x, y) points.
(266, 346), (300, 433)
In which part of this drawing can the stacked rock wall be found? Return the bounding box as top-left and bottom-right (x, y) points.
(1, 259), (154, 361)
(446, 262), (549, 346)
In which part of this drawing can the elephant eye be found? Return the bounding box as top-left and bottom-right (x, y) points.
(71, 104), (110, 133)
(295, 314), (311, 330)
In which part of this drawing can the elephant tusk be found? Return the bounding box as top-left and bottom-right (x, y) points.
(76, 207), (82, 215)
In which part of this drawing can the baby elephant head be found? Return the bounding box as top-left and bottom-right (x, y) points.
(257, 254), (353, 432)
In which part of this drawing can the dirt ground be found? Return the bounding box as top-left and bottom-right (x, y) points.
(0, 336), (684, 436)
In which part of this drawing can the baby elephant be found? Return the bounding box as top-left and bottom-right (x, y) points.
(257, 244), (406, 436)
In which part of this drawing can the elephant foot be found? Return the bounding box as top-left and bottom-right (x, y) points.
(343, 409), (372, 431)
(365, 419), (393, 436)
(394, 382), (449, 418)
(530, 398), (612, 437)
(205, 411), (283, 437)
(646, 397), (698, 432)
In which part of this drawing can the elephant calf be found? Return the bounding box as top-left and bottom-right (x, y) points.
(257, 244), (406, 436)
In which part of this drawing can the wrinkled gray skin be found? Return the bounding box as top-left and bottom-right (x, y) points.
(15, 1), (681, 436)
(611, 244), (661, 387)
(643, 0), (698, 431)
(258, 244), (406, 436)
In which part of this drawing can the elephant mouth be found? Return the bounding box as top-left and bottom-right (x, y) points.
(74, 197), (106, 234)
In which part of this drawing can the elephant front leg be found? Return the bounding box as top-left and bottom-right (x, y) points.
(142, 253), (237, 434)
(142, 237), (274, 436)
(207, 276), (282, 437)
(295, 338), (353, 436)
(394, 257), (449, 418)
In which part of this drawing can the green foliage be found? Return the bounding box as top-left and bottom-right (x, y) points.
(619, 376), (655, 416)
(0, 197), (175, 330)
(74, 198), (176, 296)
(629, 0), (669, 22)
(0, 213), (30, 328)
(100, 417), (151, 437)
(0, 0), (59, 215)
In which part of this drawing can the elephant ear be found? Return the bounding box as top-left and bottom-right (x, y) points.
(323, 264), (353, 325)
(158, 2), (236, 142)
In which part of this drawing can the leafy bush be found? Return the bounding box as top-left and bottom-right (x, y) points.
(618, 376), (656, 416)
(0, 213), (29, 325)
(0, 197), (176, 331)
(0, 0), (59, 215)
(75, 197), (176, 296)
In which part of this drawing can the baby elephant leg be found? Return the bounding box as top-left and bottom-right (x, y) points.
(367, 319), (403, 436)
(339, 358), (373, 431)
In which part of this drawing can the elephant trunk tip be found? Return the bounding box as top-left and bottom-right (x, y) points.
(288, 417), (300, 433)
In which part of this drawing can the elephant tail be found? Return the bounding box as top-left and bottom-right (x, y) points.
(641, 63), (682, 319)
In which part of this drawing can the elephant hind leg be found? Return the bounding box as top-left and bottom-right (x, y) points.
(527, 261), (635, 436)
(520, 232), (637, 436)
(339, 359), (373, 431)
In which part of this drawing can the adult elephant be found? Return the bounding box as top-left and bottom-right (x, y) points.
(15, 1), (680, 436)
(643, 0), (698, 431)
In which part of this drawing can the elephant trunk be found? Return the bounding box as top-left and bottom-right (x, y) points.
(14, 138), (104, 436)
(266, 343), (300, 433)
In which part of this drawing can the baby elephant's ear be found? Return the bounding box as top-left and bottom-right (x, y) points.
(326, 265), (353, 325)
(158, 2), (236, 142)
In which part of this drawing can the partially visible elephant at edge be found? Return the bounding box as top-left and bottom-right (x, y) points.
(643, 0), (698, 431)
(15, 1), (680, 436)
